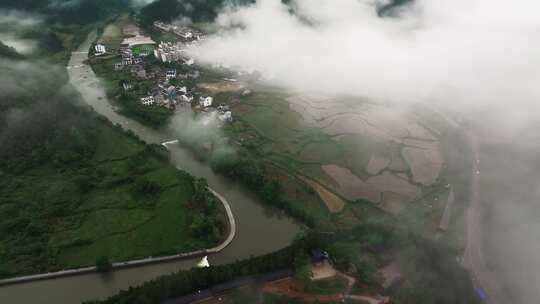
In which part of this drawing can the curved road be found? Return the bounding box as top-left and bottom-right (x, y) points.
(429, 105), (507, 303)
(462, 131), (509, 304)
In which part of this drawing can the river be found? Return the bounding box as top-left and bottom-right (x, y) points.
(0, 31), (301, 304)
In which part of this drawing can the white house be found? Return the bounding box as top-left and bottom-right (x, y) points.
(184, 58), (195, 66)
(218, 111), (233, 122)
(179, 31), (193, 39)
(166, 69), (177, 80)
(140, 96), (155, 106)
(122, 57), (133, 65)
(199, 96), (213, 107)
(94, 43), (106, 55)
(180, 93), (194, 103)
(177, 86), (187, 94)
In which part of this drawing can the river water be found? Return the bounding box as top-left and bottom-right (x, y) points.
(0, 31), (301, 304)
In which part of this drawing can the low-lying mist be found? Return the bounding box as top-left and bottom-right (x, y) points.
(188, 0), (540, 134)
(183, 0), (540, 302)
(167, 110), (235, 161)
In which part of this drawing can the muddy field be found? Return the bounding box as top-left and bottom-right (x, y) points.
(302, 177), (346, 213)
(366, 153), (391, 175)
(322, 164), (382, 202)
(198, 81), (244, 93)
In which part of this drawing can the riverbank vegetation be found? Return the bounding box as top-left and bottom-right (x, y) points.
(0, 16), (225, 278)
(89, 223), (480, 304)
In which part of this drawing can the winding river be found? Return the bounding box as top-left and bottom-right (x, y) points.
(0, 31), (301, 304)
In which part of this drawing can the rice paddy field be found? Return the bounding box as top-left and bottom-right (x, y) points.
(199, 77), (454, 233)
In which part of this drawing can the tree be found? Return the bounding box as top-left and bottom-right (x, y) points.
(193, 178), (209, 203)
(294, 253), (313, 283)
(132, 177), (161, 195)
(262, 180), (281, 203)
(96, 256), (112, 273)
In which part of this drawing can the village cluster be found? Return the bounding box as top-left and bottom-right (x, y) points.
(93, 21), (233, 125)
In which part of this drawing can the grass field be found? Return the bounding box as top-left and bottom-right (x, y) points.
(304, 276), (348, 294)
(0, 121), (223, 277)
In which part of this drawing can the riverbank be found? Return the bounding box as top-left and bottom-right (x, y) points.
(0, 29), (299, 304)
(0, 184), (235, 287)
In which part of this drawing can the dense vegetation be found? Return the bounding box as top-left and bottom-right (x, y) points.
(89, 221), (479, 304)
(0, 39), (224, 278)
(210, 152), (317, 227)
(86, 233), (322, 304)
(139, 0), (253, 25)
(0, 0), (132, 25)
(0, 42), (25, 60)
(0, 0), (134, 64)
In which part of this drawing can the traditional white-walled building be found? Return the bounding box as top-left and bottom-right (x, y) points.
(140, 96), (155, 106)
(199, 96), (213, 107)
(166, 69), (177, 80)
(218, 111), (233, 122)
(177, 86), (187, 94)
(180, 93), (194, 103)
(94, 43), (106, 55)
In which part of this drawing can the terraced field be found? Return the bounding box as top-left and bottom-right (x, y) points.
(208, 82), (451, 231)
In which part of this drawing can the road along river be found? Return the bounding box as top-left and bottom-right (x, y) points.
(0, 31), (301, 304)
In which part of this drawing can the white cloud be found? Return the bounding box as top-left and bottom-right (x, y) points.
(188, 0), (540, 133)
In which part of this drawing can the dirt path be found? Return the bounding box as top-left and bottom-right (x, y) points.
(262, 278), (342, 302)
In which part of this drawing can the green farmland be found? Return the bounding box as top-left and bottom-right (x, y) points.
(0, 120), (224, 277)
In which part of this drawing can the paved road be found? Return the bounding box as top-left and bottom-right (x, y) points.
(428, 105), (507, 303)
(462, 130), (509, 304)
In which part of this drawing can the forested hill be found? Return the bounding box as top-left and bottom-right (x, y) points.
(0, 0), (133, 64)
(139, 0), (414, 26)
(139, 0), (256, 25)
(0, 0), (132, 25)
(0, 42), (25, 60)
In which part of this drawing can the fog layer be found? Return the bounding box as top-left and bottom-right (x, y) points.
(186, 1), (540, 303)
(189, 0), (540, 133)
